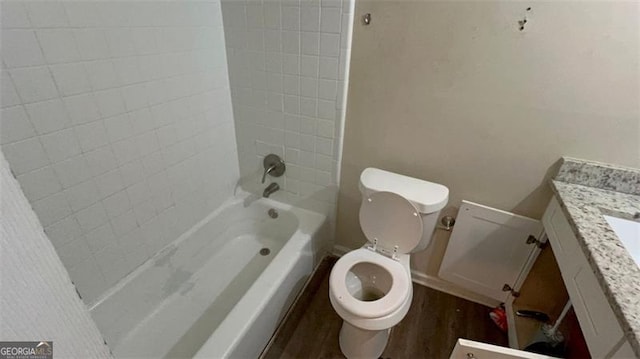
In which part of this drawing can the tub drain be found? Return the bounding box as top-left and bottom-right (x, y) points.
(260, 248), (271, 256)
(268, 208), (278, 219)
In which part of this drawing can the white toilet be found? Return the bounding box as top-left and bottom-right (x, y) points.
(329, 168), (449, 359)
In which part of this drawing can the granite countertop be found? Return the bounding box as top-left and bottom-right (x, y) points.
(551, 158), (640, 357)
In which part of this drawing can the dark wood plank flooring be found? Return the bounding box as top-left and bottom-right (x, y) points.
(261, 256), (507, 359)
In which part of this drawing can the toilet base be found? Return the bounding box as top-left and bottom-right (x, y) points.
(338, 321), (390, 359)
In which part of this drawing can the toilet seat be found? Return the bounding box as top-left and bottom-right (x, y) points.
(359, 191), (423, 256)
(330, 248), (410, 319)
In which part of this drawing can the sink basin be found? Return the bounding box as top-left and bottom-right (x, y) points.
(603, 214), (640, 268)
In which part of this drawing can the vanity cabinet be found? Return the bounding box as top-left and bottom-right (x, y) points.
(542, 198), (626, 358)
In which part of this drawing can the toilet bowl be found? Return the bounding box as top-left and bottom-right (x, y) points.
(329, 168), (449, 359)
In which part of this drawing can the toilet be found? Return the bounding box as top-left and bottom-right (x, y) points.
(329, 168), (449, 359)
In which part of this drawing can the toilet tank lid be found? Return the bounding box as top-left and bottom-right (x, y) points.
(359, 168), (449, 213)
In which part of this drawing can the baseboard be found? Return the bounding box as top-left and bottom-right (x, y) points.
(331, 245), (499, 308)
(409, 271), (498, 308)
(332, 244), (351, 257)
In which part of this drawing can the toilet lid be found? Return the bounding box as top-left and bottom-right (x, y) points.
(359, 191), (424, 254)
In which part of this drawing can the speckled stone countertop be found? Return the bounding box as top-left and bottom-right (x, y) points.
(551, 157), (640, 357)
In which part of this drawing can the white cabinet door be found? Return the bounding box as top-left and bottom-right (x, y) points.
(439, 201), (544, 302)
(608, 341), (635, 359)
(450, 339), (557, 359)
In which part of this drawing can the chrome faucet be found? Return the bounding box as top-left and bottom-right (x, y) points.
(263, 183), (280, 198)
(262, 163), (277, 183)
(262, 154), (285, 183)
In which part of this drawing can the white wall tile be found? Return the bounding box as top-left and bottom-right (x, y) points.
(318, 79), (337, 100)
(26, 2), (69, 28)
(57, 237), (92, 269)
(264, 30), (282, 52)
(300, 117), (316, 134)
(63, 2), (100, 28)
(16, 166), (62, 201)
(1, 30), (45, 68)
(282, 31), (300, 54)
(118, 161), (145, 187)
(36, 30), (80, 64)
(95, 169), (124, 198)
(54, 155), (93, 188)
(320, 32), (340, 56)
(45, 216), (83, 248)
(74, 121), (109, 152)
(300, 97), (317, 117)
(282, 6), (300, 31)
(73, 29), (110, 61)
(94, 89), (126, 118)
(283, 54), (300, 75)
(64, 93), (102, 125)
(68, 256), (107, 303)
(75, 202), (108, 232)
(85, 60), (120, 91)
(122, 84), (149, 111)
(39, 128), (82, 163)
(127, 180), (152, 205)
(2, 137), (49, 175)
(320, 7), (342, 33)
(25, 99), (70, 135)
(301, 7), (320, 32)
(322, 0), (342, 8)
(317, 99), (336, 120)
(319, 56), (338, 79)
(64, 179), (101, 212)
(1, 2), (31, 29)
(32, 192), (72, 227)
(50, 63), (91, 97)
(85, 224), (117, 254)
(102, 190), (131, 218)
(133, 199), (156, 225)
(316, 118), (335, 138)
(300, 55), (319, 77)
(1, 70), (22, 108)
(264, 4), (281, 29)
(104, 29), (136, 58)
(112, 58), (142, 86)
(1, 106), (35, 144)
(112, 137), (141, 165)
(10, 67), (58, 103)
(104, 114), (133, 143)
(300, 77), (318, 97)
(132, 28), (158, 55)
(96, 244), (129, 286)
(111, 210), (137, 237)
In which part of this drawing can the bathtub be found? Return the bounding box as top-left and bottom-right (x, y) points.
(89, 193), (327, 358)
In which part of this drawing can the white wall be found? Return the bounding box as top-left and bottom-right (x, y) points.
(1, 151), (111, 358)
(0, 0), (239, 304)
(337, 1), (639, 301)
(221, 0), (354, 221)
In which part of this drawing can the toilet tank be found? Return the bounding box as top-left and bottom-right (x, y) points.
(359, 168), (449, 252)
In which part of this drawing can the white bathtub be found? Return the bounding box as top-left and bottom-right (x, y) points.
(89, 193), (327, 358)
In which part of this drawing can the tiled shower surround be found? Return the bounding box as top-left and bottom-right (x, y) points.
(222, 0), (353, 216)
(0, 1), (239, 303)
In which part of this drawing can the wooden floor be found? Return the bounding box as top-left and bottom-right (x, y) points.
(261, 256), (508, 359)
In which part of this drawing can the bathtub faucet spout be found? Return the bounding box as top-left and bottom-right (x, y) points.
(263, 183), (280, 198)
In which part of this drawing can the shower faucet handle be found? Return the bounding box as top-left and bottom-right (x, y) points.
(262, 154), (285, 184)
